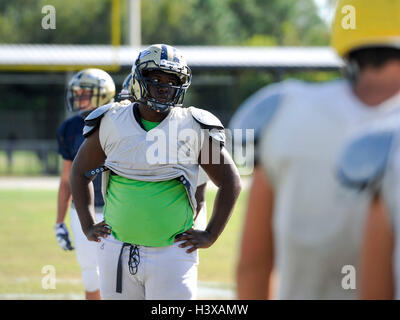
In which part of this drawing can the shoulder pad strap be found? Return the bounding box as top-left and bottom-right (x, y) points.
(190, 108), (224, 130)
(228, 90), (281, 143)
(83, 104), (113, 138)
(337, 131), (394, 191)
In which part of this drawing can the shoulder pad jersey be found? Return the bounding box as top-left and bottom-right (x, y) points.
(228, 80), (306, 144)
(337, 130), (395, 191)
(189, 107), (225, 144)
(190, 107), (224, 130)
(83, 102), (130, 138)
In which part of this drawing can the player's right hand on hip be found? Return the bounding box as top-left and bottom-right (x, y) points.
(54, 222), (74, 251)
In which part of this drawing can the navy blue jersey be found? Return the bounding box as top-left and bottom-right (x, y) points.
(57, 114), (104, 208)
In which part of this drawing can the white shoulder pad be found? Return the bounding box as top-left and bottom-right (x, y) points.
(190, 107), (224, 130)
(337, 131), (394, 190)
(228, 83), (285, 143)
(84, 103), (114, 127)
(190, 107), (225, 144)
(83, 103), (123, 138)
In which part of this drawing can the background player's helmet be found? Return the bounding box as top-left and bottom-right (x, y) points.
(131, 44), (192, 113)
(331, 0), (400, 59)
(66, 68), (116, 112)
(116, 73), (134, 102)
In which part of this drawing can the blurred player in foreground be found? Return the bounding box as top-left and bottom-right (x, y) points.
(336, 30), (400, 300)
(338, 111), (400, 300)
(55, 68), (115, 300)
(231, 0), (400, 299)
(70, 44), (241, 300)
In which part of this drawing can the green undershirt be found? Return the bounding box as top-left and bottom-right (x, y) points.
(103, 117), (194, 247)
(141, 118), (161, 131)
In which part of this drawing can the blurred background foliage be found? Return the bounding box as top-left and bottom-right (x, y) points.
(0, 0), (330, 45)
(0, 0), (339, 144)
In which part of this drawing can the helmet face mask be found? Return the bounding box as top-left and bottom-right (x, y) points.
(69, 85), (98, 111)
(131, 44), (192, 113)
(136, 64), (187, 112)
(66, 68), (116, 113)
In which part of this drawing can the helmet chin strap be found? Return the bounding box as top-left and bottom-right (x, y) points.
(142, 97), (173, 113)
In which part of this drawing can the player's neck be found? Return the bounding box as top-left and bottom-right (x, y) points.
(353, 61), (400, 107)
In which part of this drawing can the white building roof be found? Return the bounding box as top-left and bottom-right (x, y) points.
(0, 45), (343, 71)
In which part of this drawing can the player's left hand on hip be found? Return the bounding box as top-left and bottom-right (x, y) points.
(174, 228), (213, 253)
(54, 222), (74, 251)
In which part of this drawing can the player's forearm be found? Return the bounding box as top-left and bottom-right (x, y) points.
(360, 195), (395, 299)
(70, 170), (96, 233)
(56, 180), (72, 223)
(237, 262), (272, 299)
(205, 173), (241, 244)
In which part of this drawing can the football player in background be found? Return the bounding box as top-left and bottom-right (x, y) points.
(115, 73), (135, 103)
(231, 0), (400, 299)
(55, 68), (115, 300)
(70, 44), (241, 300)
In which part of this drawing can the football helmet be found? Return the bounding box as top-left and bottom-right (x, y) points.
(131, 44), (192, 113)
(116, 73), (134, 102)
(66, 68), (116, 113)
(331, 0), (400, 58)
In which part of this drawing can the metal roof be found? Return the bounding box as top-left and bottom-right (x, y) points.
(0, 45), (343, 71)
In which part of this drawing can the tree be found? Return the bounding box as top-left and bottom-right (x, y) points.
(0, 0), (111, 44)
(0, 0), (329, 46)
(140, 0), (329, 46)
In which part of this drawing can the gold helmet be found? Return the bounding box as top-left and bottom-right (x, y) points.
(131, 44), (192, 113)
(66, 68), (116, 112)
(331, 0), (400, 59)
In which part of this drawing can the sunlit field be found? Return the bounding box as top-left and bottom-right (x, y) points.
(0, 187), (249, 299)
(0, 151), (60, 176)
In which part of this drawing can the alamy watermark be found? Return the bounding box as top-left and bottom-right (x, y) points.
(41, 265), (56, 290)
(341, 265), (356, 290)
(143, 127), (255, 175)
(341, 5), (356, 30)
(41, 5), (56, 30)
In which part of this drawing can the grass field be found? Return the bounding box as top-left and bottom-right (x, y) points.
(0, 187), (249, 299)
(0, 151), (60, 176)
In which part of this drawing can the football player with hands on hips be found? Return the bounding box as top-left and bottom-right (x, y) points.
(55, 68), (116, 300)
(231, 0), (400, 300)
(70, 44), (242, 300)
(116, 73), (210, 232)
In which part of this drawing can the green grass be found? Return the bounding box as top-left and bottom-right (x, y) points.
(0, 190), (82, 296)
(0, 151), (61, 176)
(200, 189), (248, 284)
(0, 188), (248, 298)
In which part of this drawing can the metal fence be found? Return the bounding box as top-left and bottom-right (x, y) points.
(0, 139), (60, 175)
